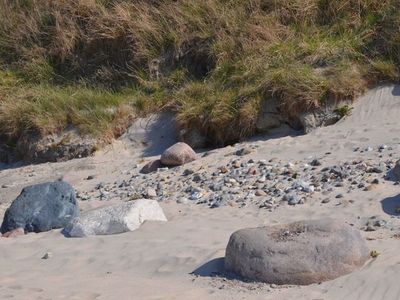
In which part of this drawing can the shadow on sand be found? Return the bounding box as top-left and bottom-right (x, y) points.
(121, 112), (179, 157)
(381, 194), (400, 216)
(191, 257), (253, 283)
(191, 257), (226, 277)
(391, 85), (400, 96)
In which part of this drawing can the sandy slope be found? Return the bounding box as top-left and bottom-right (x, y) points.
(0, 86), (399, 300)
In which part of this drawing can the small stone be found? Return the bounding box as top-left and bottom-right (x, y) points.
(95, 182), (104, 190)
(369, 162), (386, 173)
(41, 252), (52, 259)
(335, 194), (344, 199)
(86, 175), (95, 180)
(146, 187), (157, 198)
(255, 190), (267, 197)
(258, 159), (267, 166)
(247, 167), (257, 175)
(190, 192), (203, 201)
(183, 169), (195, 176)
(321, 198), (330, 204)
(177, 197), (190, 205)
(379, 144), (387, 152)
(371, 178), (379, 185)
(374, 220), (387, 227)
(364, 184), (378, 191)
(310, 159), (321, 166)
(257, 176), (266, 183)
(2, 228), (24, 238)
(365, 225), (376, 232)
(192, 174), (202, 182)
(284, 194), (301, 205)
(236, 147), (252, 156)
(218, 166), (229, 174)
(232, 160), (241, 168)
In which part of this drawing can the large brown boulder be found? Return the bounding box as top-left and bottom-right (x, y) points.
(160, 142), (197, 167)
(225, 219), (369, 285)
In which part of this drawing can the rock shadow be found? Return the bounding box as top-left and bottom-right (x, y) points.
(385, 169), (399, 182)
(191, 257), (225, 277)
(0, 161), (25, 171)
(391, 85), (400, 96)
(381, 194), (400, 216)
(249, 125), (303, 143)
(191, 257), (251, 282)
(122, 112), (179, 157)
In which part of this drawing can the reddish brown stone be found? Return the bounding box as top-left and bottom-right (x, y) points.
(2, 228), (24, 238)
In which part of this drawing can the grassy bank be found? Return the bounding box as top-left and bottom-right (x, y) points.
(1, 0), (399, 146)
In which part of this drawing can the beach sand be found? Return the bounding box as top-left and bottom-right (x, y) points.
(0, 85), (399, 300)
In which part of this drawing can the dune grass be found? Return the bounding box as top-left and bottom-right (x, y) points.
(0, 70), (139, 141)
(1, 0), (399, 146)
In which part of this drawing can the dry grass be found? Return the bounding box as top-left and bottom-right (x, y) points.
(0, 70), (138, 142)
(0, 0), (400, 146)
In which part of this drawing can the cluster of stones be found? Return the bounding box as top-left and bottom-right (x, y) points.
(79, 144), (398, 213)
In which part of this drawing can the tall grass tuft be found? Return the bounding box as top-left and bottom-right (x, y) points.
(0, 0), (399, 145)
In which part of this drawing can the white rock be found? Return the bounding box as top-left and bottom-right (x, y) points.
(64, 199), (167, 237)
(146, 187), (157, 198)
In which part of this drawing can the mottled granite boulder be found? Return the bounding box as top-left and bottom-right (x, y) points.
(225, 219), (369, 285)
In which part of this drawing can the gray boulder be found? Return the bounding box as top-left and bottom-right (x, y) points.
(64, 199), (167, 237)
(161, 142), (197, 167)
(0, 181), (79, 234)
(225, 219), (369, 285)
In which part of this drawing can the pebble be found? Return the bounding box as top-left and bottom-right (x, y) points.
(310, 159), (321, 166)
(41, 252), (52, 259)
(183, 169), (195, 176)
(285, 194), (301, 205)
(177, 197), (190, 204)
(235, 147), (252, 156)
(255, 190), (267, 197)
(146, 187), (157, 198)
(71, 143), (395, 213)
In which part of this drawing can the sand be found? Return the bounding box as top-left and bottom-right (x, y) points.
(0, 85), (399, 300)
